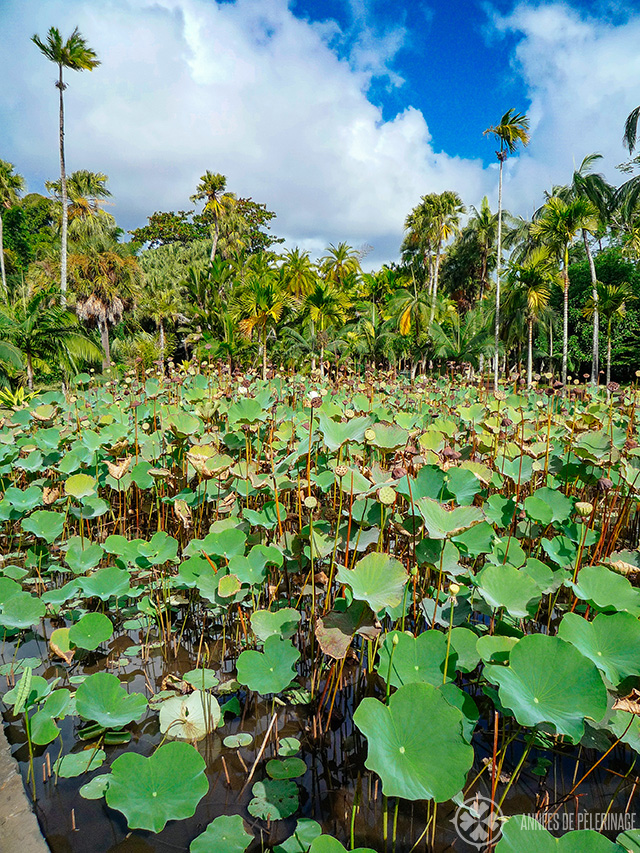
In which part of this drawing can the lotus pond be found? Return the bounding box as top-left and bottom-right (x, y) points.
(2, 369), (640, 853)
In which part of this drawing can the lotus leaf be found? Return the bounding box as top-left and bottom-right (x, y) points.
(76, 672), (148, 728)
(68, 612), (114, 651)
(496, 814), (622, 851)
(159, 689), (220, 740)
(353, 681), (473, 801)
(30, 688), (72, 745)
(190, 814), (252, 853)
(486, 634), (608, 743)
(569, 564), (640, 616)
(278, 737), (301, 756)
(450, 627), (481, 673)
(106, 741), (208, 832)
(317, 413), (371, 451)
(236, 635), (300, 695)
(376, 630), (454, 687)
(79, 773), (111, 800)
(309, 840), (375, 853)
(248, 779), (299, 821)
(0, 591), (45, 629)
(80, 566), (131, 600)
(336, 552), (407, 612)
(274, 819), (322, 853)
(64, 473), (97, 499)
(223, 732), (253, 748)
(251, 608), (302, 642)
(266, 757), (307, 779)
(475, 563), (541, 618)
(183, 668), (219, 690)
(558, 612), (640, 685)
(416, 497), (484, 539)
(55, 748), (106, 778)
(22, 510), (64, 543)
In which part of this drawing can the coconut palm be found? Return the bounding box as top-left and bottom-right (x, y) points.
(67, 239), (141, 370)
(232, 270), (292, 380)
(0, 160), (26, 297)
(320, 243), (361, 291)
(584, 281), (635, 387)
(530, 196), (598, 385)
(429, 306), (492, 373)
(303, 279), (351, 374)
(503, 247), (559, 388)
(46, 170), (114, 240)
(32, 27), (100, 306)
(280, 248), (318, 299)
(189, 172), (236, 265)
(484, 108), (530, 389)
(624, 105), (640, 154)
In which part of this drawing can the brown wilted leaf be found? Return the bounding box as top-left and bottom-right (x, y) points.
(43, 487), (60, 505)
(613, 689), (640, 715)
(173, 498), (192, 529)
(106, 456), (132, 481)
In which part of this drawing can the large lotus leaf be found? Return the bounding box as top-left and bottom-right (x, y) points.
(558, 612), (640, 685)
(496, 814), (622, 852)
(336, 552), (407, 612)
(309, 840), (375, 853)
(22, 510), (65, 543)
(159, 690), (220, 741)
(236, 635), (300, 695)
(248, 779), (299, 821)
(184, 527), (247, 560)
(139, 531), (179, 565)
(190, 815), (252, 853)
(0, 577), (21, 604)
(376, 630), (454, 688)
(396, 465), (447, 502)
(106, 741), (208, 832)
(251, 608), (301, 643)
(353, 681), (473, 801)
(64, 537), (104, 574)
(228, 397), (268, 425)
(446, 467), (482, 506)
(274, 819), (322, 853)
(439, 682), (479, 743)
(317, 414), (371, 451)
(367, 422), (409, 450)
(30, 688), (72, 745)
(64, 473), (97, 499)
(574, 429), (611, 461)
(266, 757), (307, 779)
(80, 566), (132, 600)
(0, 591), (45, 629)
(483, 494), (517, 528)
(476, 635), (519, 664)
(450, 627), (481, 673)
(452, 522), (497, 558)
(568, 564), (640, 616)
(68, 612), (114, 651)
(5, 485), (43, 513)
(166, 412), (202, 436)
(76, 672), (148, 728)
(486, 634), (608, 743)
(55, 748), (106, 778)
(475, 564), (541, 618)
(617, 830), (640, 852)
(415, 498), (484, 539)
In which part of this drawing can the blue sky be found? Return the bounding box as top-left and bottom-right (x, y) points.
(1, 0), (639, 266)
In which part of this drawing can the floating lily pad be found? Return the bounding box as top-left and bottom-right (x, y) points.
(54, 748), (106, 778)
(274, 819), (322, 853)
(236, 636), (300, 695)
(266, 757), (307, 779)
(248, 779), (299, 821)
(278, 737), (301, 756)
(0, 592), (45, 629)
(75, 672), (148, 728)
(68, 612), (113, 651)
(79, 773), (111, 800)
(190, 814), (252, 853)
(223, 732), (253, 749)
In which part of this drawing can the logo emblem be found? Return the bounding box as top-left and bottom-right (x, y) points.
(452, 795), (503, 849)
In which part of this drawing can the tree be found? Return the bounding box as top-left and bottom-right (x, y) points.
(503, 247), (558, 388)
(189, 172), (236, 264)
(32, 26), (100, 306)
(429, 307), (492, 373)
(584, 281), (634, 387)
(531, 197), (598, 385)
(46, 169), (115, 240)
(280, 248), (318, 299)
(320, 243), (361, 291)
(67, 239), (141, 370)
(302, 280), (350, 374)
(0, 160), (25, 296)
(484, 108), (530, 389)
(624, 105), (640, 154)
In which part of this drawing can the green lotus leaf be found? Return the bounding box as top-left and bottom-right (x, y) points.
(79, 773), (111, 800)
(248, 779), (299, 821)
(336, 552), (407, 612)
(182, 667), (219, 690)
(266, 757), (307, 779)
(558, 611), (640, 685)
(0, 577), (21, 605)
(5, 485), (43, 513)
(80, 566), (131, 600)
(449, 627), (481, 673)
(139, 530), (179, 565)
(228, 397), (268, 425)
(486, 634), (608, 743)
(475, 563), (541, 618)
(223, 732), (253, 748)
(446, 467), (482, 505)
(568, 564), (640, 616)
(496, 814), (622, 851)
(501, 455), (534, 484)
(278, 737), (301, 756)
(316, 413), (372, 451)
(30, 688), (72, 745)
(190, 814), (252, 853)
(0, 591), (45, 629)
(106, 741), (208, 832)
(376, 630), (454, 688)
(476, 635), (519, 665)
(68, 612), (114, 651)
(64, 472), (97, 499)
(236, 635), (300, 695)
(54, 748), (106, 778)
(353, 681), (473, 801)
(22, 509), (64, 543)
(75, 672), (148, 728)
(415, 497), (484, 539)
(251, 608), (301, 643)
(367, 422), (409, 450)
(159, 690), (220, 741)
(274, 819), (322, 853)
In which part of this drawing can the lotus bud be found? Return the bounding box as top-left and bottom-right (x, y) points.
(392, 633), (399, 646)
(575, 501), (593, 518)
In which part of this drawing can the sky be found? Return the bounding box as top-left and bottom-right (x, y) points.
(1, 0), (639, 268)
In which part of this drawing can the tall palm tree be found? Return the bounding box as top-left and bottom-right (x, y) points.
(320, 243), (361, 291)
(624, 105), (640, 155)
(531, 197), (598, 385)
(503, 247), (558, 388)
(67, 239), (141, 370)
(46, 169), (114, 240)
(484, 108), (530, 389)
(0, 160), (25, 297)
(189, 172), (236, 265)
(584, 281), (634, 388)
(280, 248), (318, 298)
(32, 27), (100, 307)
(303, 280), (350, 374)
(232, 270), (292, 380)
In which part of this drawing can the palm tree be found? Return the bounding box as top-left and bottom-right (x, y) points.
(584, 281), (634, 387)
(232, 270), (292, 380)
(303, 280), (350, 374)
(0, 290), (102, 388)
(531, 197), (598, 385)
(280, 248), (318, 298)
(32, 27), (100, 307)
(189, 172), (236, 264)
(484, 108), (530, 389)
(0, 160), (25, 297)
(429, 306), (492, 373)
(46, 169), (114, 240)
(320, 243), (361, 291)
(624, 105), (640, 154)
(67, 239), (141, 370)
(503, 247), (558, 388)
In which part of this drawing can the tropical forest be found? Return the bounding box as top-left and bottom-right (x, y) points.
(3, 20), (640, 853)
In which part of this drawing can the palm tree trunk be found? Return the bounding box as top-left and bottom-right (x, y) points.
(607, 321), (612, 388)
(583, 230), (599, 385)
(562, 249), (569, 386)
(262, 325), (267, 381)
(58, 64), (68, 308)
(210, 216), (219, 266)
(527, 318), (533, 389)
(158, 317), (166, 363)
(494, 158), (504, 391)
(0, 212), (6, 297)
(26, 352), (34, 390)
(310, 318), (316, 371)
(430, 248), (442, 323)
(99, 319), (110, 372)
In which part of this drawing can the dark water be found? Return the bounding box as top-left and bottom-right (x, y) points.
(2, 622), (639, 853)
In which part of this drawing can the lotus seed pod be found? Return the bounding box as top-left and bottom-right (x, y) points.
(304, 495), (318, 509)
(378, 486), (396, 506)
(311, 396), (323, 409)
(364, 428), (376, 442)
(335, 465), (348, 478)
(449, 583), (461, 596)
(494, 390), (506, 401)
(575, 501), (593, 518)
(345, 409), (355, 419)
